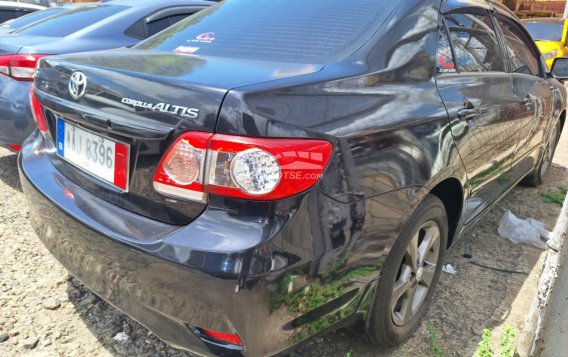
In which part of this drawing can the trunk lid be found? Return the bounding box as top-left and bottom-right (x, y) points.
(0, 34), (56, 54)
(35, 49), (322, 224)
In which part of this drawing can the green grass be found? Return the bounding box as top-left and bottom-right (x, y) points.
(474, 327), (517, 357)
(499, 327), (516, 357)
(427, 326), (445, 357)
(475, 329), (493, 357)
(542, 186), (567, 205)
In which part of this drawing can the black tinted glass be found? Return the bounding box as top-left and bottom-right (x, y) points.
(0, 10), (19, 23)
(498, 17), (540, 76)
(16, 5), (129, 37)
(445, 13), (504, 73)
(138, 0), (398, 63)
(1, 7), (65, 29)
(437, 25), (456, 74)
(524, 22), (564, 42)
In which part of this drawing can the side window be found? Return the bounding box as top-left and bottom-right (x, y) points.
(444, 12), (504, 73)
(17, 10), (33, 18)
(0, 10), (18, 23)
(126, 12), (196, 39)
(146, 17), (172, 37)
(437, 22), (457, 73)
(496, 16), (540, 76)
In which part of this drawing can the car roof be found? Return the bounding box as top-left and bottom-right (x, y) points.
(0, 1), (44, 10)
(521, 17), (565, 24)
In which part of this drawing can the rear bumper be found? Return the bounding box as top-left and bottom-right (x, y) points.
(0, 77), (33, 147)
(19, 134), (379, 356)
(19, 139), (244, 356)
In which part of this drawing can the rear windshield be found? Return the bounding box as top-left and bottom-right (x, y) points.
(524, 22), (564, 42)
(0, 7), (66, 30)
(138, 0), (398, 64)
(15, 5), (129, 37)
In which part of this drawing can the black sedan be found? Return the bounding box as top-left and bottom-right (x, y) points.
(0, 0), (214, 152)
(19, 0), (566, 356)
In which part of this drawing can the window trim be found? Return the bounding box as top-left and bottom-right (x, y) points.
(124, 5), (203, 40)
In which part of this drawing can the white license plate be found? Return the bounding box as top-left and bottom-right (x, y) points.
(56, 118), (129, 191)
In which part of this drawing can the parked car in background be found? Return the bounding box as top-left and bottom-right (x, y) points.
(18, 0), (566, 355)
(0, 0), (214, 152)
(0, 4), (75, 34)
(0, 0), (43, 24)
(6, 0), (59, 8)
(522, 17), (568, 68)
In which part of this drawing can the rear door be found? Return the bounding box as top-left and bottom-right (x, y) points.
(435, 9), (521, 224)
(493, 14), (556, 180)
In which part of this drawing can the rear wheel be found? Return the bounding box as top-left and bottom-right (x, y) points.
(522, 122), (560, 187)
(368, 195), (447, 347)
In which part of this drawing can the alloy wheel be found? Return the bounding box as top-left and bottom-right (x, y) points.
(391, 221), (441, 327)
(540, 126), (559, 179)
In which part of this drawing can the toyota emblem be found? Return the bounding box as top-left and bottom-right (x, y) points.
(69, 71), (87, 100)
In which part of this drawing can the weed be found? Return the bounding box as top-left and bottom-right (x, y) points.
(475, 329), (493, 357)
(542, 186), (567, 205)
(499, 327), (516, 357)
(427, 326), (445, 357)
(474, 327), (517, 357)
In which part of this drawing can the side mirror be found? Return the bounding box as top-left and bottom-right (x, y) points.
(551, 57), (568, 81)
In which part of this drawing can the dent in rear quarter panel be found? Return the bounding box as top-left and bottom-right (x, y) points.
(215, 0), (464, 348)
(0, 75), (34, 147)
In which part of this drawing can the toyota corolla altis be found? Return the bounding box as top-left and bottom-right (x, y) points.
(19, 0), (566, 356)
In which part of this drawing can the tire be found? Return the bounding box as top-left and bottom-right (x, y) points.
(521, 121), (561, 187)
(367, 194), (448, 347)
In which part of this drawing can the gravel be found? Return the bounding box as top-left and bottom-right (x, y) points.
(21, 336), (38, 349)
(0, 128), (567, 357)
(41, 298), (60, 311)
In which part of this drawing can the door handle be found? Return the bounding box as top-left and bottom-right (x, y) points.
(457, 107), (480, 120)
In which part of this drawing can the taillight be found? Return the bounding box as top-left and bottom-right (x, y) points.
(202, 328), (242, 346)
(153, 132), (333, 201)
(30, 84), (48, 133)
(6, 144), (21, 152)
(0, 54), (48, 81)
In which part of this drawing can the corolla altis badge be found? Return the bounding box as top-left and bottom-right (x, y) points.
(69, 71), (87, 100)
(121, 97), (200, 119)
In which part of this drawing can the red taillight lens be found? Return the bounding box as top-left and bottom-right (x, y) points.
(202, 328), (243, 346)
(30, 84), (48, 133)
(6, 144), (21, 152)
(0, 54), (48, 81)
(153, 132), (333, 201)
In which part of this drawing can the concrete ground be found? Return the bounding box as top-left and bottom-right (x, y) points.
(540, 212), (568, 357)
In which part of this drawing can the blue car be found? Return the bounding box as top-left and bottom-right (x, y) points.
(0, 0), (213, 152)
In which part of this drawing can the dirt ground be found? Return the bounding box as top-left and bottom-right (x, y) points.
(0, 128), (567, 357)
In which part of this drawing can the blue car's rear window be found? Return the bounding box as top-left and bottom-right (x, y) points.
(15, 5), (129, 37)
(0, 7), (66, 30)
(138, 0), (398, 64)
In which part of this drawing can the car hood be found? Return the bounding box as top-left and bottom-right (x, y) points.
(535, 40), (563, 55)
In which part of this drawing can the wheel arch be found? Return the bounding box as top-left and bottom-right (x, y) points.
(428, 177), (464, 248)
